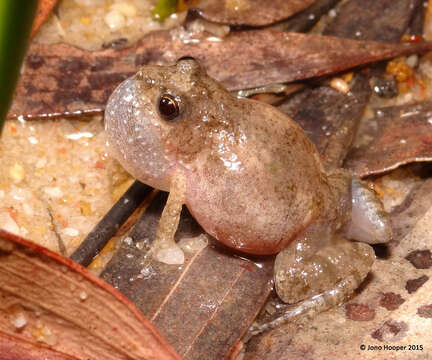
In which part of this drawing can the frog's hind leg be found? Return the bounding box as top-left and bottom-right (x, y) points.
(274, 222), (375, 305)
(249, 225), (375, 337)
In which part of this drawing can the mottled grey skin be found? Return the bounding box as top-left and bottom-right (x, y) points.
(105, 59), (385, 304)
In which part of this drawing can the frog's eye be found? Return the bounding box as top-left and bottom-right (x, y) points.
(158, 94), (179, 121)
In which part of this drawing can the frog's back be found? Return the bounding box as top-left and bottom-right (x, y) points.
(185, 99), (333, 254)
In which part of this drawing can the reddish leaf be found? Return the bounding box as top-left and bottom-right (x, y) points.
(0, 230), (180, 360)
(0, 332), (76, 360)
(102, 192), (274, 359)
(10, 30), (432, 120)
(32, 0), (58, 37)
(191, 0), (316, 26)
(345, 102), (432, 177)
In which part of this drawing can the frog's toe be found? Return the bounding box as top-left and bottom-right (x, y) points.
(345, 178), (392, 244)
(274, 236), (375, 304)
(154, 245), (185, 265)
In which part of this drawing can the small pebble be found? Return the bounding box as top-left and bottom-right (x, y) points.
(104, 10), (126, 30)
(330, 77), (350, 94)
(79, 291), (88, 301)
(0, 212), (21, 235)
(371, 77), (398, 98)
(28, 136), (38, 145)
(62, 227), (79, 237)
(406, 275), (429, 294)
(35, 157), (47, 169)
(111, 3), (137, 17)
(44, 186), (64, 198)
(328, 9), (337, 17)
(405, 250), (432, 269)
(379, 292), (405, 311)
(406, 54), (419, 68)
(9, 164), (25, 183)
(123, 236), (133, 246)
(345, 303), (375, 321)
(417, 304), (432, 318)
(11, 312), (27, 329)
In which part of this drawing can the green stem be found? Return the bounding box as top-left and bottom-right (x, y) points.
(0, 0), (38, 132)
(152, 0), (177, 22)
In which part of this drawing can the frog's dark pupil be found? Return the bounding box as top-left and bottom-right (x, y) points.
(159, 94), (179, 121)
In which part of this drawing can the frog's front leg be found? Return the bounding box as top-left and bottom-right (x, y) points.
(151, 170), (187, 265)
(274, 221), (375, 304)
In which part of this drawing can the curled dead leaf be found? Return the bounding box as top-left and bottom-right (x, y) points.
(10, 30), (432, 120)
(346, 102), (432, 178)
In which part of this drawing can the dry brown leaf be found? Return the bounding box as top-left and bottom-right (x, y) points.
(10, 30), (432, 120)
(345, 102), (432, 177)
(279, 73), (371, 170)
(278, 0), (425, 173)
(324, 0), (423, 42)
(0, 230), (180, 360)
(191, 0), (316, 26)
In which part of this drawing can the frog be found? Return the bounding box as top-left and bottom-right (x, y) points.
(104, 57), (391, 306)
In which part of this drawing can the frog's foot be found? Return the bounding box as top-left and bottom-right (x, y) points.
(345, 178), (392, 244)
(178, 234), (209, 253)
(274, 234), (375, 304)
(152, 242), (185, 265)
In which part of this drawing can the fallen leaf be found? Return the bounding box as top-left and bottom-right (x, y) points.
(280, 73), (371, 170)
(278, 0), (423, 171)
(0, 230), (180, 360)
(270, 0), (342, 33)
(10, 30), (432, 120)
(345, 102), (432, 177)
(191, 0), (316, 26)
(31, 0), (58, 38)
(101, 191), (274, 359)
(324, 0), (423, 42)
